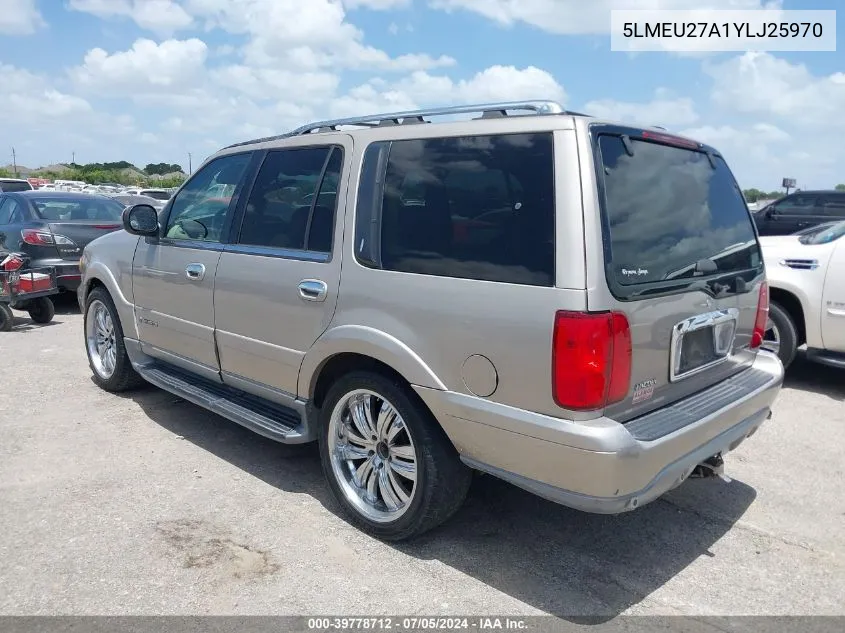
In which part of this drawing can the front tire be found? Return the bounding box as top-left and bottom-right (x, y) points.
(764, 301), (799, 369)
(85, 287), (145, 392)
(318, 371), (471, 541)
(28, 297), (55, 324)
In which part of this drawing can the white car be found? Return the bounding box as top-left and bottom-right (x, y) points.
(760, 220), (845, 369)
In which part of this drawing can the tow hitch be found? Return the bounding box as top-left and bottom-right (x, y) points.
(690, 454), (732, 482)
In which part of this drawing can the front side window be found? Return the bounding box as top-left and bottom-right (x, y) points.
(773, 194), (818, 216)
(237, 146), (342, 253)
(165, 153), (251, 242)
(368, 133), (555, 286)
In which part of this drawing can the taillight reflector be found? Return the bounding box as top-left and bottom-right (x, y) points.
(552, 311), (632, 411)
(750, 281), (769, 349)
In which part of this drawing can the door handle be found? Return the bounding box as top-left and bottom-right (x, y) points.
(185, 263), (206, 281)
(298, 279), (328, 302)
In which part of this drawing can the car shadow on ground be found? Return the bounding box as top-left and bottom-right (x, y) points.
(783, 354), (845, 402)
(122, 384), (757, 621)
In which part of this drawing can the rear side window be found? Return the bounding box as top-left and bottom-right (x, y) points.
(822, 194), (845, 218)
(597, 134), (760, 290)
(237, 146), (342, 253)
(362, 133), (555, 286)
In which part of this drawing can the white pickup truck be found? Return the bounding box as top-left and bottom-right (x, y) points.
(760, 220), (845, 369)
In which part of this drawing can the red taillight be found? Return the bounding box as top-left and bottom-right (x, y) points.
(552, 311), (632, 411)
(750, 281), (769, 349)
(1, 255), (24, 271)
(641, 130), (700, 149)
(21, 228), (55, 246)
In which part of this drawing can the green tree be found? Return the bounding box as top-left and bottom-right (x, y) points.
(835, 184), (845, 191)
(0, 168), (12, 178)
(743, 188), (764, 202)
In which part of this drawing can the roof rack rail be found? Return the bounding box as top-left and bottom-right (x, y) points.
(222, 100), (566, 149)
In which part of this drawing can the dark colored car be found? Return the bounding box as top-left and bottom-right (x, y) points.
(0, 191), (124, 292)
(752, 190), (845, 236)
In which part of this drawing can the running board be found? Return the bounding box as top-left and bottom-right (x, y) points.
(806, 348), (845, 370)
(136, 362), (314, 444)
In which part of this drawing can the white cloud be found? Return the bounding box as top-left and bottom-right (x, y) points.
(343, 0), (411, 8)
(0, 0), (45, 34)
(68, 0), (193, 34)
(400, 65), (567, 105)
(209, 65), (339, 103)
(428, 0), (781, 34)
(1, 63), (138, 169)
(329, 65), (567, 118)
(584, 88), (699, 127)
(184, 0), (450, 71)
(71, 38), (209, 93)
(706, 52), (845, 126)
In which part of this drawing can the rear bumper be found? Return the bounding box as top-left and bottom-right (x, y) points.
(29, 258), (81, 291)
(415, 350), (784, 514)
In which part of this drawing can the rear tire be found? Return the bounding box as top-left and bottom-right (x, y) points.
(766, 301), (798, 369)
(28, 297), (55, 324)
(84, 287), (145, 392)
(0, 304), (13, 332)
(318, 370), (471, 541)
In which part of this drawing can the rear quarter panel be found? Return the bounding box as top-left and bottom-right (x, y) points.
(299, 118), (590, 419)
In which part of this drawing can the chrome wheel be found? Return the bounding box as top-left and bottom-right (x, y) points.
(762, 317), (781, 356)
(86, 299), (117, 379)
(327, 389), (417, 523)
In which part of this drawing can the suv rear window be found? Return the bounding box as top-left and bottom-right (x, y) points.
(0, 180), (32, 192)
(596, 133), (761, 291)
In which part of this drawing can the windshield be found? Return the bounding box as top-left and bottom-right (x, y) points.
(33, 197), (125, 221)
(596, 134), (761, 291)
(0, 181), (33, 192)
(799, 220), (845, 245)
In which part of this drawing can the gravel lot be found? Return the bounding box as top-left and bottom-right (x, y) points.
(0, 297), (843, 619)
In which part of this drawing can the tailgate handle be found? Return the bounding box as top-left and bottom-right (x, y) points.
(185, 263), (205, 281)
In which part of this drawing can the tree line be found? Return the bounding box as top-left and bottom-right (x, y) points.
(0, 161), (187, 188)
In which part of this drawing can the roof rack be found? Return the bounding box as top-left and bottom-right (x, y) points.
(223, 100), (567, 149)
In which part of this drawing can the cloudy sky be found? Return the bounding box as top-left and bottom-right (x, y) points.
(1, 0), (842, 189)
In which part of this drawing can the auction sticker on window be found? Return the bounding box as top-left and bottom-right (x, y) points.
(611, 9), (836, 52)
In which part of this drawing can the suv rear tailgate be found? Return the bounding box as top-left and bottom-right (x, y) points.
(583, 124), (766, 423)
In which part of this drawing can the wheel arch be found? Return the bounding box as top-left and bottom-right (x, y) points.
(769, 286), (807, 346)
(80, 265), (138, 339)
(299, 325), (447, 405)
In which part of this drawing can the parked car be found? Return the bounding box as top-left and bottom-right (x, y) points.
(110, 194), (166, 213)
(752, 190), (845, 236)
(759, 220), (845, 369)
(138, 188), (172, 202)
(0, 191), (124, 293)
(78, 100), (783, 540)
(0, 178), (33, 193)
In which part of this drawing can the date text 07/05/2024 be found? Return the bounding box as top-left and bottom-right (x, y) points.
(622, 21), (823, 39)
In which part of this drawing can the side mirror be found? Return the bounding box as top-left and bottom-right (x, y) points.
(123, 204), (159, 236)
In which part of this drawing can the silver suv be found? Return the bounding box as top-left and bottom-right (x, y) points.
(78, 101), (784, 540)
